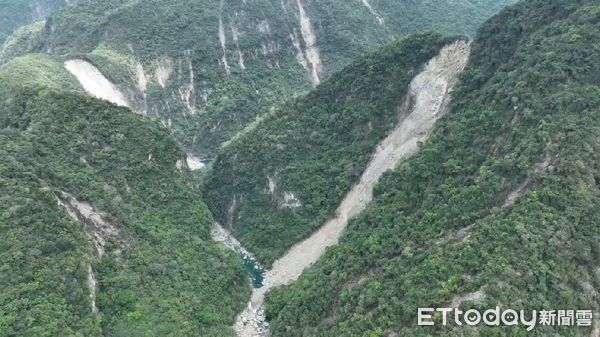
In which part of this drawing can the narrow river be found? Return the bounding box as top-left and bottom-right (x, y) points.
(217, 40), (472, 337)
(211, 223), (265, 290)
(63, 38), (471, 337)
(243, 256), (265, 288)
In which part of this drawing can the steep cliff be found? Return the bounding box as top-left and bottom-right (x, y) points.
(205, 33), (458, 266)
(0, 54), (249, 336)
(2, 0), (516, 158)
(264, 1), (600, 336)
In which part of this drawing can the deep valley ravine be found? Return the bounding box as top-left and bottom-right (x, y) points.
(218, 40), (472, 337)
(63, 38), (471, 337)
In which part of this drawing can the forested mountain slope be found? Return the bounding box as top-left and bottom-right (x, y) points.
(0, 55), (249, 336)
(0, 0), (68, 44)
(3, 1), (596, 337)
(1, 0), (516, 158)
(229, 38), (471, 337)
(205, 33), (454, 266)
(260, 0), (600, 336)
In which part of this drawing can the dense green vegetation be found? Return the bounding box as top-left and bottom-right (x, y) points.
(2, 0), (515, 157)
(0, 130), (100, 336)
(0, 58), (249, 336)
(205, 33), (452, 266)
(0, 54), (81, 91)
(0, 0), (67, 44)
(264, 0), (600, 336)
(0, 22), (46, 64)
(4, 1), (595, 336)
(309, 0), (517, 71)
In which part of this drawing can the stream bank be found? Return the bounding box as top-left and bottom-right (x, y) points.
(218, 40), (472, 337)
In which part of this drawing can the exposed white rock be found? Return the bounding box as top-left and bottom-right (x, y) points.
(451, 289), (486, 308)
(502, 179), (530, 209)
(282, 192), (302, 208)
(266, 39), (471, 291)
(187, 155), (205, 171)
(212, 222), (268, 336)
(290, 29), (309, 70)
(227, 195), (238, 227)
(136, 63), (148, 94)
(257, 20), (271, 34)
(70, 198), (121, 257)
(266, 176), (301, 208)
(231, 24), (240, 41)
(260, 41), (278, 56)
(56, 192), (104, 313)
(55, 191), (125, 314)
(211, 223), (263, 270)
(502, 155), (555, 209)
(176, 155), (205, 171)
(87, 264), (99, 313)
(231, 40), (471, 337)
(56, 195), (79, 224)
(280, 0), (287, 13)
(178, 56), (196, 114)
(231, 24), (246, 70)
(219, 3), (231, 76)
(238, 51), (246, 70)
(267, 177), (276, 195)
(200, 86), (213, 103)
(64, 59), (130, 107)
(155, 58), (173, 88)
(64, 194), (122, 257)
(296, 0), (322, 85)
(361, 0), (385, 24)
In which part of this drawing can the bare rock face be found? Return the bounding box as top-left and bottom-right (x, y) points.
(55, 191), (126, 315)
(229, 40), (471, 337)
(296, 0), (322, 85)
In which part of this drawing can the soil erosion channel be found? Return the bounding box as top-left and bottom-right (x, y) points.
(217, 40), (472, 337)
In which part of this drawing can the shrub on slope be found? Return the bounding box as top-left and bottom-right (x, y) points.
(265, 1), (600, 336)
